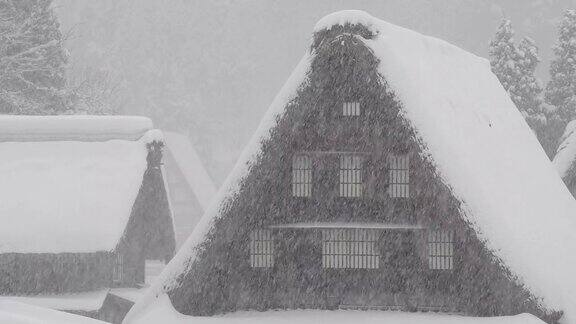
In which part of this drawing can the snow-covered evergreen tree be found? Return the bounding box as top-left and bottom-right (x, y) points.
(546, 9), (576, 123)
(490, 20), (522, 104)
(489, 20), (544, 119)
(0, 0), (70, 114)
(517, 37), (545, 125)
(490, 20), (549, 153)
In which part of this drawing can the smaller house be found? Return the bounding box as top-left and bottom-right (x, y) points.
(162, 131), (218, 247)
(553, 120), (576, 197)
(0, 116), (175, 323)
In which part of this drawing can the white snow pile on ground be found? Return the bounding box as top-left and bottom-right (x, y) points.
(552, 120), (576, 177)
(125, 10), (576, 324)
(0, 116), (162, 253)
(132, 294), (547, 324)
(163, 131), (217, 210)
(0, 290), (108, 312)
(0, 300), (106, 324)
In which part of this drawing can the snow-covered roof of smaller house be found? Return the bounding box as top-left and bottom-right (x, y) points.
(552, 120), (576, 178)
(0, 115), (154, 142)
(163, 131), (216, 210)
(0, 116), (163, 253)
(0, 300), (106, 324)
(126, 10), (576, 324)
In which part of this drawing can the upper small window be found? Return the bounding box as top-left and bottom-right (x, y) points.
(342, 102), (361, 116)
(388, 154), (410, 198)
(292, 155), (312, 197)
(339, 155), (363, 197)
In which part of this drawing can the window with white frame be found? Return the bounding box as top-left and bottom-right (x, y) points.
(322, 229), (379, 269)
(250, 229), (274, 268)
(388, 154), (410, 198)
(113, 253), (123, 282)
(428, 230), (454, 270)
(342, 102), (361, 116)
(292, 155), (312, 197)
(339, 155), (363, 197)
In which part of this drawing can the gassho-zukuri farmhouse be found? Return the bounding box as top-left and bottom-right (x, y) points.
(124, 10), (576, 324)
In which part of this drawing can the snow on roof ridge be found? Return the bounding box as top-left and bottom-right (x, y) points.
(314, 10), (378, 33)
(0, 115), (155, 142)
(314, 10), (491, 70)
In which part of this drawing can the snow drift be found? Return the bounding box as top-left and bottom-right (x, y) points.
(134, 294), (547, 324)
(0, 300), (106, 323)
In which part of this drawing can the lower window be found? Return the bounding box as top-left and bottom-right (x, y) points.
(250, 229), (274, 268)
(113, 252), (123, 282)
(428, 230), (454, 270)
(322, 229), (379, 269)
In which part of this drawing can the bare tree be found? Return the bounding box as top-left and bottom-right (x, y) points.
(0, 0), (70, 114)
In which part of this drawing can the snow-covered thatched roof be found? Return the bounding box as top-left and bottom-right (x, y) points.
(125, 10), (576, 324)
(553, 120), (576, 178)
(0, 115), (155, 142)
(0, 115), (163, 254)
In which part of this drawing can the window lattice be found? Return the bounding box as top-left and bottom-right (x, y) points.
(339, 155), (363, 197)
(343, 102), (361, 116)
(388, 154), (410, 198)
(113, 253), (123, 282)
(250, 229), (274, 268)
(322, 229), (379, 269)
(428, 230), (454, 270)
(292, 155), (312, 197)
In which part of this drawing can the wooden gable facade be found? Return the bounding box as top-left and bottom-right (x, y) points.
(166, 25), (560, 324)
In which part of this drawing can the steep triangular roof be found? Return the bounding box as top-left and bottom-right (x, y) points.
(0, 115), (163, 253)
(126, 10), (576, 323)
